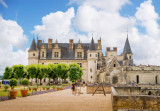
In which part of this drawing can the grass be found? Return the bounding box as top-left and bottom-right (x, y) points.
(0, 86), (37, 97)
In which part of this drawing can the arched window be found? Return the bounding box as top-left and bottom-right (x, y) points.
(136, 75), (139, 83)
(114, 64), (116, 67)
(42, 51), (44, 57)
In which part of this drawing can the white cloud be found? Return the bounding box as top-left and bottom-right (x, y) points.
(0, 16), (28, 75)
(0, 0), (8, 8)
(33, 7), (87, 43)
(33, 0), (160, 66)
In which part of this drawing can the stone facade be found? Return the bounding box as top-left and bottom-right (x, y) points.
(28, 36), (160, 85)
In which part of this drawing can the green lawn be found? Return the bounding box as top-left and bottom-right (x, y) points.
(0, 86), (37, 97)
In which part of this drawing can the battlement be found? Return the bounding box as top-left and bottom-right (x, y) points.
(124, 65), (160, 71)
(106, 47), (117, 51)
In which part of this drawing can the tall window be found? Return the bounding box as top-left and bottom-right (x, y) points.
(90, 68), (92, 72)
(77, 52), (82, 58)
(98, 53), (99, 58)
(156, 76), (158, 84)
(136, 75), (139, 83)
(33, 53), (35, 56)
(114, 64), (116, 67)
(42, 52), (44, 57)
(90, 54), (92, 57)
(129, 56), (132, 59)
(54, 52), (59, 58)
(78, 63), (82, 67)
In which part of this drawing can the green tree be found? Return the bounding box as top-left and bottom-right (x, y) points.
(12, 64), (25, 84)
(26, 64), (37, 85)
(35, 64), (41, 83)
(68, 63), (83, 82)
(54, 63), (69, 84)
(47, 63), (57, 84)
(3, 66), (12, 80)
(39, 65), (47, 85)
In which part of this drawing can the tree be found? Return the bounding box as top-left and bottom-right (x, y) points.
(35, 64), (41, 83)
(47, 63), (57, 84)
(26, 64), (37, 85)
(54, 63), (69, 84)
(68, 63), (83, 82)
(39, 65), (47, 85)
(12, 64), (25, 84)
(3, 66), (12, 80)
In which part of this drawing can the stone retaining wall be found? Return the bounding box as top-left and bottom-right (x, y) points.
(87, 85), (111, 94)
(111, 87), (160, 111)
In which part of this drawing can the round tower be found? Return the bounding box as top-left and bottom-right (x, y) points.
(87, 37), (98, 83)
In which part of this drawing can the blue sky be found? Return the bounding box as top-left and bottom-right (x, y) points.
(0, 0), (160, 75)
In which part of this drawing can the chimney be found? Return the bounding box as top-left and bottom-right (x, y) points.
(113, 47), (117, 51)
(106, 47), (110, 51)
(48, 38), (53, 49)
(69, 39), (74, 50)
(38, 40), (42, 43)
(98, 39), (101, 49)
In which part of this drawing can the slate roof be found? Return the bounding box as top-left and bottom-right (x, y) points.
(123, 37), (132, 54)
(89, 37), (96, 51)
(123, 52), (129, 60)
(29, 38), (37, 51)
(37, 42), (98, 60)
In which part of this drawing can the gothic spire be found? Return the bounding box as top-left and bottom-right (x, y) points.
(29, 38), (37, 51)
(123, 36), (132, 54)
(89, 37), (96, 51)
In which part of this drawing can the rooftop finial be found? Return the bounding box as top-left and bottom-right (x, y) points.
(56, 39), (58, 43)
(78, 39), (80, 43)
(127, 27), (128, 38)
(92, 33), (93, 38)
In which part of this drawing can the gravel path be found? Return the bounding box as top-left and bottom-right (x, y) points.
(0, 87), (112, 111)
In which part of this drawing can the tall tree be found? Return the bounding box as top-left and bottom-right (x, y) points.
(12, 64), (25, 84)
(39, 65), (47, 85)
(35, 64), (41, 83)
(47, 63), (56, 84)
(53, 63), (69, 84)
(68, 63), (83, 82)
(3, 66), (12, 80)
(26, 64), (37, 85)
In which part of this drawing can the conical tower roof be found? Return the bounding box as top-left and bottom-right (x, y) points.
(29, 38), (37, 51)
(89, 37), (96, 51)
(123, 37), (132, 54)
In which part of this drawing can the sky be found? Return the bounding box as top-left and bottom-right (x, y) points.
(0, 0), (160, 75)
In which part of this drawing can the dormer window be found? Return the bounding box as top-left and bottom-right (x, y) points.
(77, 52), (82, 58)
(129, 56), (131, 59)
(54, 52), (59, 58)
(42, 52), (44, 57)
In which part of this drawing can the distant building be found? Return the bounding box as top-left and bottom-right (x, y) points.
(28, 35), (160, 85)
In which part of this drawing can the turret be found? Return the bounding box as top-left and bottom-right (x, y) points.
(28, 38), (39, 64)
(123, 35), (133, 65)
(87, 37), (98, 83)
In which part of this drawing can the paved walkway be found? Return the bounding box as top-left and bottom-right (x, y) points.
(0, 87), (112, 111)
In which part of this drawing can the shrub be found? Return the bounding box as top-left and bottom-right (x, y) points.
(4, 85), (9, 91)
(46, 86), (50, 90)
(42, 86), (46, 88)
(9, 78), (18, 90)
(53, 85), (55, 88)
(28, 86), (33, 90)
(21, 79), (29, 90)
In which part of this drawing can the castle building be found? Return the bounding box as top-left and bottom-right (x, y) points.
(28, 36), (160, 85)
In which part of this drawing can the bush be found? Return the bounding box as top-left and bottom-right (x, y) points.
(4, 85), (9, 91)
(46, 86), (50, 90)
(21, 79), (29, 90)
(9, 78), (18, 89)
(42, 86), (46, 88)
(28, 86), (33, 90)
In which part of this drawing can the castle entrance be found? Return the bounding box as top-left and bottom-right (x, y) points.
(112, 77), (118, 84)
